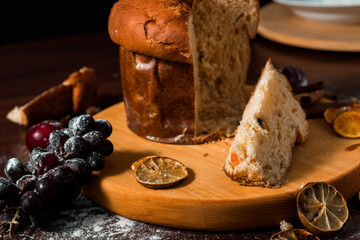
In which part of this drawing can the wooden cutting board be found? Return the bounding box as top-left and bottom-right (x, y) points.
(83, 102), (360, 231)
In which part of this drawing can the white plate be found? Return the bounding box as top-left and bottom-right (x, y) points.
(273, 0), (360, 24)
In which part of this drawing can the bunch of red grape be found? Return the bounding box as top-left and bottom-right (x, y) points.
(0, 114), (113, 227)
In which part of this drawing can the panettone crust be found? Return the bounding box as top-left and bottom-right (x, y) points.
(120, 46), (196, 143)
(108, 0), (193, 63)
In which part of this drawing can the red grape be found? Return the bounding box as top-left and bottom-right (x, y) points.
(2, 114), (115, 228)
(64, 158), (91, 185)
(35, 176), (57, 200)
(20, 191), (43, 215)
(94, 119), (112, 138)
(46, 166), (75, 186)
(26, 120), (62, 151)
(64, 136), (90, 158)
(68, 114), (94, 136)
(16, 174), (38, 193)
(4, 157), (26, 182)
(100, 139), (114, 156)
(0, 177), (20, 203)
(30, 150), (59, 175)
(87, 151), (105, 171)
(83, 131), (105, 148)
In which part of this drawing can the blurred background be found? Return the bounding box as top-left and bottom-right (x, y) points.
(0, 0), (272, 44)
(0, 0), (117, 44)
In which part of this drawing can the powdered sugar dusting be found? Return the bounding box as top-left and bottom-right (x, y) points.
(13, 194), (268, 239)
(72, 229), (82, 237)
(10, 194), (360, 240)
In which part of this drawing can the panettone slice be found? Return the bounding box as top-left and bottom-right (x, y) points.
(7, 67), (99, 126)
(224, 59), (309, 188)
(63, 67), (99, 114)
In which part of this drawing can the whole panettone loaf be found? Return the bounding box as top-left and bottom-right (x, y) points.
(109, 0), (259, 143)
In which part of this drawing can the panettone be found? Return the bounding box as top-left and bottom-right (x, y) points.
(108, 0), (259, 143)
(224, 60), (309, 188)
(7, 67), (99, 126)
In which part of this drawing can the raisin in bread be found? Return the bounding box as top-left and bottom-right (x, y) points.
(108, 0), (259, 143)
(224, 59), (309, 188)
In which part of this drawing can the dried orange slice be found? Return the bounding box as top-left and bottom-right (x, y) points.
(324, 103), (360, 125)
(270, 229), (319, 240)
(296, 182), (348, 235)
(324, 107), (347, 125)
(332, 111), (360, 138)
(133, 156), (188, 189)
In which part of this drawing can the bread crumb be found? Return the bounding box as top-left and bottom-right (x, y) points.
(203, 153), (209, 157)
(280, 220), (293, 231)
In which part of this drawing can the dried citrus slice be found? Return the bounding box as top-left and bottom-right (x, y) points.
(296, 182), (348, 235)
(324, 103), (360, 125)
(270, 229), (319, 240)
(324, 107), (347, 125)
(133, 156), (188, 189)
(131, 156), (158, 171)
(332, 111), (360, 138)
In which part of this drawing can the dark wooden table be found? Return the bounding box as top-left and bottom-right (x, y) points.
(0, 31), (360, 239)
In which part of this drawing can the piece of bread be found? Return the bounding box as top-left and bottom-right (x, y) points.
(63, 67), (99, 114)
(7, 67), (99, 126)
(224, 59), (309, 188)
(108, 0), (259, 143)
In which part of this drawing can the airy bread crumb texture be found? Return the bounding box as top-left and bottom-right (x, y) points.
(191, 0), (259, 142)
(224, 59), (309, 188)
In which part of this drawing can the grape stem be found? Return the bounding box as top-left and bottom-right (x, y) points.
(9, 207), (21, 238)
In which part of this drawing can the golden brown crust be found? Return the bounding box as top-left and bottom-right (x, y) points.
(119, 45), (238, 144)
(64, 67), (99, 114)
(7, 67), (99, 126)
(7, 84), (73, 126)
(223, 166), (282, 189)
(108, 0), (192, 63)
(246, 0), (260, 39)
(119, 46), (195, 143)
(110, 0), (260, 144)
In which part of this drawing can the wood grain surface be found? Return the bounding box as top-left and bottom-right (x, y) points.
(1, 31), (360, 239)
(258, 3), (360, 52)
(83, 102), (360, 231)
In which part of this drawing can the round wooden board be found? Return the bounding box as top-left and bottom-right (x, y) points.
(258, 3), (360, 52)
(83, 102), (360, 231)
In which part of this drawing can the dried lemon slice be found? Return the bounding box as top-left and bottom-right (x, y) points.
(296, 182), (348, 235)
(131, 156), (158, 171)
(324, 103), (360, 125)
(133, 156), (188, 189)
(270, 229), (319, 240)
(333, 111), (360, 138)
